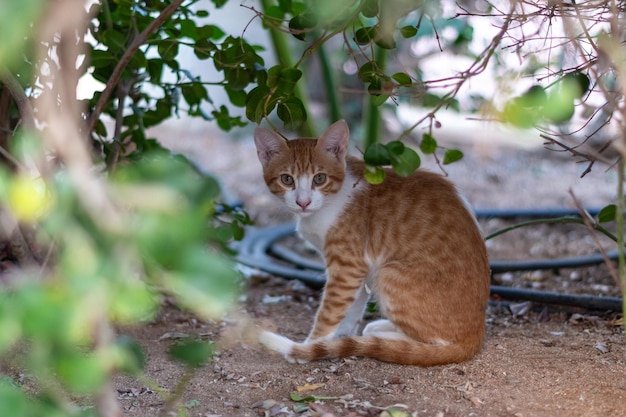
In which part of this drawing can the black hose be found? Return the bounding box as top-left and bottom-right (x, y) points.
(234, 208), (623, 310)
(490, 286), (623, 311)
(474, 207), (604, 219)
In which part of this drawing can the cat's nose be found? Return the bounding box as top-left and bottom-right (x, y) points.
(297, 199), (311, 210)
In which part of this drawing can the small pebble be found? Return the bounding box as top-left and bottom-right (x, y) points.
(595, 342), (609, 354)
(569, 271), (582, 281)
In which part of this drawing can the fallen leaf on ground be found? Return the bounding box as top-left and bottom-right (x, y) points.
(296, 382), (326, 392)
(469, 396), (484, 406)
(379, 408), (412, 417)
(290, 392), (337, 403)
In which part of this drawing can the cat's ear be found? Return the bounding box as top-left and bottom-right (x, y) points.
(254, 126), (288, 168)
(316, 119), (349, 161)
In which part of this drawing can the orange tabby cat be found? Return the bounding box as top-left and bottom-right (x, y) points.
(254, 120), (490, 366)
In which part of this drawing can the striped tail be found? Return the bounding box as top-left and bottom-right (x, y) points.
(259, 330), (481, 366)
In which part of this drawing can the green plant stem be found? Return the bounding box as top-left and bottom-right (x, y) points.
(363, 46), (387, 149)
(484, 216), (619, 243)
(317, 42), (341, 122)
(259, 0), (315, 137)
(101, 0), (113, 30)
(617, 157), (626, 337)
(158, 366), (196, 417)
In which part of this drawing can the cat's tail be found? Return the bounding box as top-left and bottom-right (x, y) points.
(259, 331), (481, 366)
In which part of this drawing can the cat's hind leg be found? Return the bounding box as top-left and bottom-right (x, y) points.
(362, 319), (397, 335)
(362, 319), (410, 341)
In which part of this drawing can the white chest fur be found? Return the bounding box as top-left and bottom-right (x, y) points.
(296, 172), (360, 253)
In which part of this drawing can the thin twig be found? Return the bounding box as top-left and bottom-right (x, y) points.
(0, 72), (35, 130)
(569, 189), (622, 291)
(158, 367), (197, 417)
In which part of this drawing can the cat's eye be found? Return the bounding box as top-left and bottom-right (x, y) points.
(313, 173), (327, 185)
(280, 174), (294, 186)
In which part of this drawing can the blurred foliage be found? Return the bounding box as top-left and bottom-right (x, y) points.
(1, 0), (625, 415)
(0, 142), (244, 415)
(0, 0), (252, 415)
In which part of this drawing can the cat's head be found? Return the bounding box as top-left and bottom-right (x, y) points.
(253, 120), (350, 216)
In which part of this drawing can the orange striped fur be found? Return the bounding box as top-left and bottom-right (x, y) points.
(254, 120), (490, 366)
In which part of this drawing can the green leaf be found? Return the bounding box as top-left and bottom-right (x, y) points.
(102, 29), (127, 52)
(358, 62), (378, 83)
(392, 72), (412, 85)
(354, 26), (376, 45)
(290, 392), (338, 402)
(383, 408), (413, 417)
(146, 58), (164, 83)
(390, 147), (420, 176)
(168, 339), (214, 368)
(116, 335), (146, 375)
(267, 66), (302, 97)
(179, 18), (198, 39)
(0, 0), (42, 68)
(0, 378), (28, 417)
(420, 133), (437, 154)
(91, 49), (116, 68)
(181, 84), (201, 106)
(0, 303), (20, 355)
(192, 82), (209, 101)
(502, 98), (540, 129)
(519, 85), (548, 107)
(54, 352), (107, 394)
(543, 77), (583, 124)
(368, 77), (382, 96)
(443, 149), (464, 165)
(196, 10), (209, 17)
(385, 141), (404, 155)
(225, 86), (247, 107)
(277, 97), (307, 130)
(157, 39), (179, 61)
(288, 16), (306, 41)
(364, 143), (391, 165)
(196, 24), (216, 40)
(264, 5), (285, 26)
(245, 85), (272, 123)
(543, 91), (575, 124)
(598, 204), (617, 223)
(288, 11), (317, 41)
(194, 38), (214, 60)
(563, 71), (591, 98)
(226, 67), (252, 91)
(108, 277), (157, 323)
(400, 25), (418, 38)
(278, 0), (292, 13)
(370, 93), (389, 106)
(161, 248), (239, 319)
(364, 165), (385, 184)
(94, 118), (108, 138)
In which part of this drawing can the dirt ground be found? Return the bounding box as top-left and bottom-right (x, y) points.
(113, 117), (626, 417)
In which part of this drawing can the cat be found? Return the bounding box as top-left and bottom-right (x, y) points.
(253, 120), (490, 366)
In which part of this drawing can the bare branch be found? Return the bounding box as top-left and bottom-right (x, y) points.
(87, 0), (185, 135)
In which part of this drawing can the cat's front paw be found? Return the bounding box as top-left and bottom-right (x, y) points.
(259, 330), (308, 364)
